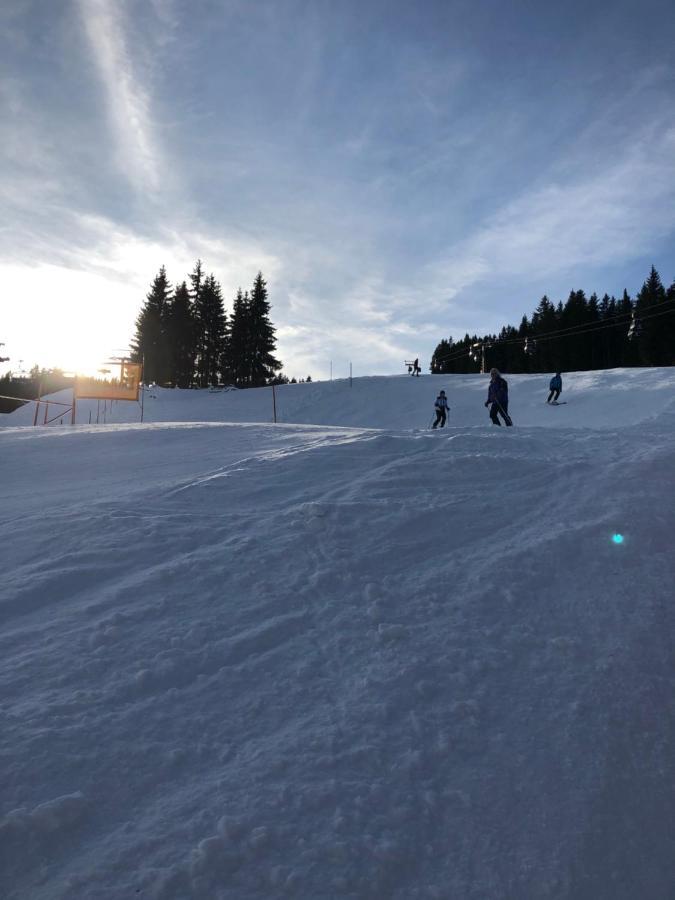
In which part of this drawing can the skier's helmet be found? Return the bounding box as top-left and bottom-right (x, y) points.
(489, 367), (499, 377)
(440, 390), (446, 395)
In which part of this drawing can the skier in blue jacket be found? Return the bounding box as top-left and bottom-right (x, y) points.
(547, 372), (562, 404)
(485, 368), (512, 426)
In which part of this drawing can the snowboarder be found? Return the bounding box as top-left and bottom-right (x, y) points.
(433, 390), (449, 428)
(412, 358), (421, 376)
(485, 368), (512, 426)
(547, 372), (562, 404)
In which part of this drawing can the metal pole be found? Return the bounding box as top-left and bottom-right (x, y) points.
(481, 345), (485, 374)
(350, 362), (352, 388)
(140, 354), (145, 422)
(33, 379), (42, 426)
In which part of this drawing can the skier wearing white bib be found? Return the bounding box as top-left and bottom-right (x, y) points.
(433, 390), (449, 428)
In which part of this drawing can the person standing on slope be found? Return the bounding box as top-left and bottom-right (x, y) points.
(547, 372), (562, 404)
(412, 357), (421, 376)
(485, 368), (512, 426)
(433, 390), (449, 428)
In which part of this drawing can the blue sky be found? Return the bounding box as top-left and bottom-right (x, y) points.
(1, 0), (674, 379)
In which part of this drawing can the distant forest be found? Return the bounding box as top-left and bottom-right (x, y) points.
(131, 262), (306, 388)
(431, 266), (675, 374)
(0, 367), (73, 414)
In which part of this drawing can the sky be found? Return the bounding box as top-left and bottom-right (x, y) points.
(1, 0), (674, 381)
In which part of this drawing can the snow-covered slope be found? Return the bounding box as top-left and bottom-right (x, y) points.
(1, 369), (675, 899)
(4, 366), (675, 430)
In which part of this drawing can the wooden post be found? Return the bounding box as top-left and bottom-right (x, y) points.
(272, 384), (277, 423)
(71, 392), (77, 425)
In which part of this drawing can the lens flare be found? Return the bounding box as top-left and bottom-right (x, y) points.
(612, 533), (624, 545)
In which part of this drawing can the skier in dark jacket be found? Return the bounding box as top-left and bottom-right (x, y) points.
(433, 390), (449, 428)
(485, 368), (512, 426)
(547, 372), (562, 403)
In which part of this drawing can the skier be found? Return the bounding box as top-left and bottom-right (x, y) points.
(433, 390), (449, 428)
(485, 368), (512, 426)
(412, 358), (421, 376)
(547, 372), (562, 404)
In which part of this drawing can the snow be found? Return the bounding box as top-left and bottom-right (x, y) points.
(1, 368), (675, 899)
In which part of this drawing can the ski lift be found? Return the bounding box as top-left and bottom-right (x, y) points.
(627, 312), (641, 340)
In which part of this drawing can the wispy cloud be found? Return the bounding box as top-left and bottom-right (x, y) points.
(427, 120), (675, 305)
(76, 0), (165, 193)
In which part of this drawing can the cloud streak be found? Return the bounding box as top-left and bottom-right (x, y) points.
(76, 0), (165, 193)
(426, 120), (675, 309)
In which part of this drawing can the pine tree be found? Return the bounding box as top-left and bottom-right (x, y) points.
(225, 289), (251, 386)
(585, 293), (600, 370)
(430, 338), (454, 373)
(247, 273), (282, 386)
(635, 266), (668, 365)
(166, 281), (196, 388)
(131, 266), (171, 383)
(666, 279), (675, 366)
(531, 296), (558, 371)
(194, 272), (227, 387)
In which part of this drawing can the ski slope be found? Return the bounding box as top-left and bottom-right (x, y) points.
(5, 366), (675, 430)
(1, 369), (675, 899)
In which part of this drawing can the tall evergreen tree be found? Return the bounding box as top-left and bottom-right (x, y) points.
(666, 279), (675, 366)
(224, 288), (250, 385)
(247, 272), (282, 386)
(430, 338), (454, 373)
(189, 259), (204, 308)
(166, 281), (196, 388)
(635, 266), (668, 365)
(531, 296), (558, 371)
(131, 266), (171, 383)
(194, 273), (227, 387)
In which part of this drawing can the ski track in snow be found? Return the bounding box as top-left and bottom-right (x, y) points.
(1, 370), (675, 899)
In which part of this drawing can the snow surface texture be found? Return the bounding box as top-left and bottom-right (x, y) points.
(1, 369), (675, 899)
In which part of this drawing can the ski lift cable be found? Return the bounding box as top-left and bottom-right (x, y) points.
(432, 300), (675, 365)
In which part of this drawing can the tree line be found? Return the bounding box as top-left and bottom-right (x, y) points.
(0, 366), (73, 414)
(131, 262), (291, 388)
(431, 266), (675, 374)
